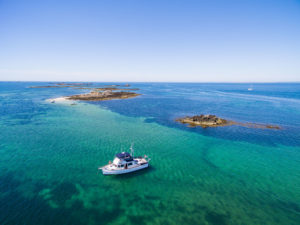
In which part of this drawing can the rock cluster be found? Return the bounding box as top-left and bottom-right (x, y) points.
(176, 114), (229, 127)
(191, 115), (226, 124)
(176, 114), (281, 129)
(66, 90), (140, 101)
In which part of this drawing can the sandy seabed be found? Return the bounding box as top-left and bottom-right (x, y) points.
(46, 97), (75, 104)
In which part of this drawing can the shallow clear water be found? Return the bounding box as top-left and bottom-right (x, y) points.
(0, 82), (300, 225)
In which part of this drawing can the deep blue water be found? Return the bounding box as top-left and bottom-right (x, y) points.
(91, 82), (300, 147)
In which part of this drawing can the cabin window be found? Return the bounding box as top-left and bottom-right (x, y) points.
(128, 163), (132, 166)
(121, 165), (124, 167)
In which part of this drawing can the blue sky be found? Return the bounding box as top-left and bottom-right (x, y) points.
(0, 0), (299, 82)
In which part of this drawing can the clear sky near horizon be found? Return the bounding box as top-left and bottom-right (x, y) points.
(0, 0), (299, 82)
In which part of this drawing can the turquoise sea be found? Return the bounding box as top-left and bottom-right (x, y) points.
(0, 82), (300, 225)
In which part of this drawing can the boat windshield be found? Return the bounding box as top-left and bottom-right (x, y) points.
(113, 158), (121, 165)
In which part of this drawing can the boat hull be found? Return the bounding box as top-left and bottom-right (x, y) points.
(102, 163), (148, 175)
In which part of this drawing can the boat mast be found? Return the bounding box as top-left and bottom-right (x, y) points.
(130, 143), (134, 157)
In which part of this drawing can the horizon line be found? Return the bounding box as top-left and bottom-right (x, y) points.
(1, 80), (300, 84)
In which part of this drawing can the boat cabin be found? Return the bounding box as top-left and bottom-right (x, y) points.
(112, 152), (135, 169)
(116, 152), (133, 161)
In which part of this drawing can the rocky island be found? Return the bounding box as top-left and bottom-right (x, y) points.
(94, 87), (139, 91)
(176, 114), (281, 129)
(30, 82), (93, 88)
(40, 83), (141, 103)
(66, 90), (140, 101)
(176, 115), (232, 128)
(29, 83), (139, 91)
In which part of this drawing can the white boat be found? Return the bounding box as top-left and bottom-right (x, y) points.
(99, 146), (150, 175)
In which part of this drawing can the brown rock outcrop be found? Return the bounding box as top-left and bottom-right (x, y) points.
(176, 114), (231, 128)
(176, 114), (281, 129)
(66, 90), (140, 101)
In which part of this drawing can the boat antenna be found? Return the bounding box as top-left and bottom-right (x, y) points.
(130, 143), (134, 157)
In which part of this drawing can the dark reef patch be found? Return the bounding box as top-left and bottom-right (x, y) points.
(205, 211), (229, 225)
